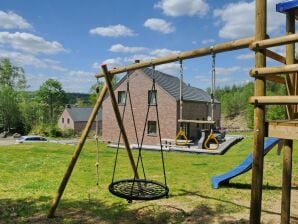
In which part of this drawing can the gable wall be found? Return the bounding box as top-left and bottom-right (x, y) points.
(58, 109), (74, 130)
(102, 70), (177, 145)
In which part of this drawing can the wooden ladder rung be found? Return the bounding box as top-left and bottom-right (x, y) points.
(250, 64), (298, 76)
(249, 96), (298, 105)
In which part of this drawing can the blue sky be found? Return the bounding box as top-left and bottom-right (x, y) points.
(0, 0), (287, 93)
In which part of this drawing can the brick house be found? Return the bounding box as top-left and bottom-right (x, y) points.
(58, 105), (102, 134)
(102, 68), (220, 145)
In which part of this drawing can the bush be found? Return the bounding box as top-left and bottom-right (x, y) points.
(62, 129), (75, 138)
(30, 124), (62, 137)
(47, 125), (62, 137)
(30, 124), (48, 136)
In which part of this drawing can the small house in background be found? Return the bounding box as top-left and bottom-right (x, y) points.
(58, 105), (102, 134)
(102, 67), (221, 145)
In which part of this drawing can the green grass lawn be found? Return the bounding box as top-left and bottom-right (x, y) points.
(0, 134), (297, 223)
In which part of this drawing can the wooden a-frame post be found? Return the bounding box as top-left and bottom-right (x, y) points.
(101, 64), (139, 179)
(48, 66), (139, 218)
(48, 83), (109, 218)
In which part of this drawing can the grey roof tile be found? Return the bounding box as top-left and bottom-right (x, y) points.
(67, 107), (102, 122)
(116, 67), (219, 103)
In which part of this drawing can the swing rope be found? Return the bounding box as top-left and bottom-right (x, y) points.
(95, 78), (100, 185)
(108, 66), (169, 202)
(175, 59), (188, 146)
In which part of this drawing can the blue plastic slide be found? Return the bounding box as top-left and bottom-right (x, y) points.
(211, 137), (280, 189)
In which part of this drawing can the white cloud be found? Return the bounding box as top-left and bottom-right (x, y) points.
(156, 63), (180, 75)
(236, 53), (254, 60)
(109, 44), (147, 53)
(144, 18), (175, 34)
(0, 50), (67, 72)
(101, 57), (123, 68)
(27, 70), (96, 93)
(124, 54), (155, 63)
(89, 24), (136, 37)
(216, 66), (244, 75)
(201, 38), (214, 45)
(0, 11), (32, 30)
(0, 50), (47, 68)
(26, 73), (50, 90)
(0, 32), (66, 54)
(61, 70), (95, 92)
(150, 48), (180, 57)
(154, 0), (209, 17)
(214, 0), (284, 39)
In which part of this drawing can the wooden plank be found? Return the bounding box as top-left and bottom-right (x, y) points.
(249, 96), (298, 105)
(48, 82), (109, 218)
(96, 37), (254, 78)
(178, 119), (215, 124)
(268, 121), (298, 139)
(250, 33), (298, 50)
(266, 75), (285, 84)
(250, 64), (298, 76)
(265, 49), (286, 64)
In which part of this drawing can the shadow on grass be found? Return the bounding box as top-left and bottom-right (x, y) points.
(0, 196), (250, 224)
(222, 182), (283, 190)
(178, 189), (298, 222)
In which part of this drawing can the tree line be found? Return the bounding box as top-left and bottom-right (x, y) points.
(212, 81), (286, 128)
(0, 58), (99, 136)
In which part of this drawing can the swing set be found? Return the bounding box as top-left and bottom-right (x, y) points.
(175, 52), (219, 150)
(48, 1), (298, 223)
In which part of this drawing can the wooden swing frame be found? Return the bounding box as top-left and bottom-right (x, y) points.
(48, 3), (298, 223)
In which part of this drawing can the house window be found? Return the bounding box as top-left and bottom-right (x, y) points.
(118, 91), (126, 105)
(147, 121), (157, 135)
(148, 90), (157, 105)
(67, 118), (70, 124)
(62, 118), (64, 123)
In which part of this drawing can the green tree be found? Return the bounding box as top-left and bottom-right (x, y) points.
(37, 79), (68, 124)
(0, 58), (26, 90)
(0, 86), (21, 132)
(89, 77), (117, 105)
(19, 92), (43, 133)
(0, 58), (26, 133)
(89, 81), (104, 105)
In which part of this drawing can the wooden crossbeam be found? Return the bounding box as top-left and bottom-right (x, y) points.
(250, 33), (298, 50)
(250, 64), (298, 76)
(249, 96), (298, 105)
(178, 119), (215, 124)
(95, 37), (254, 78)
(266, 75), (285, 84)
(265, 49), (286, 64)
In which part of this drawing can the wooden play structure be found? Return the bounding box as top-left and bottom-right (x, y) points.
(48, 0), (297, 223)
